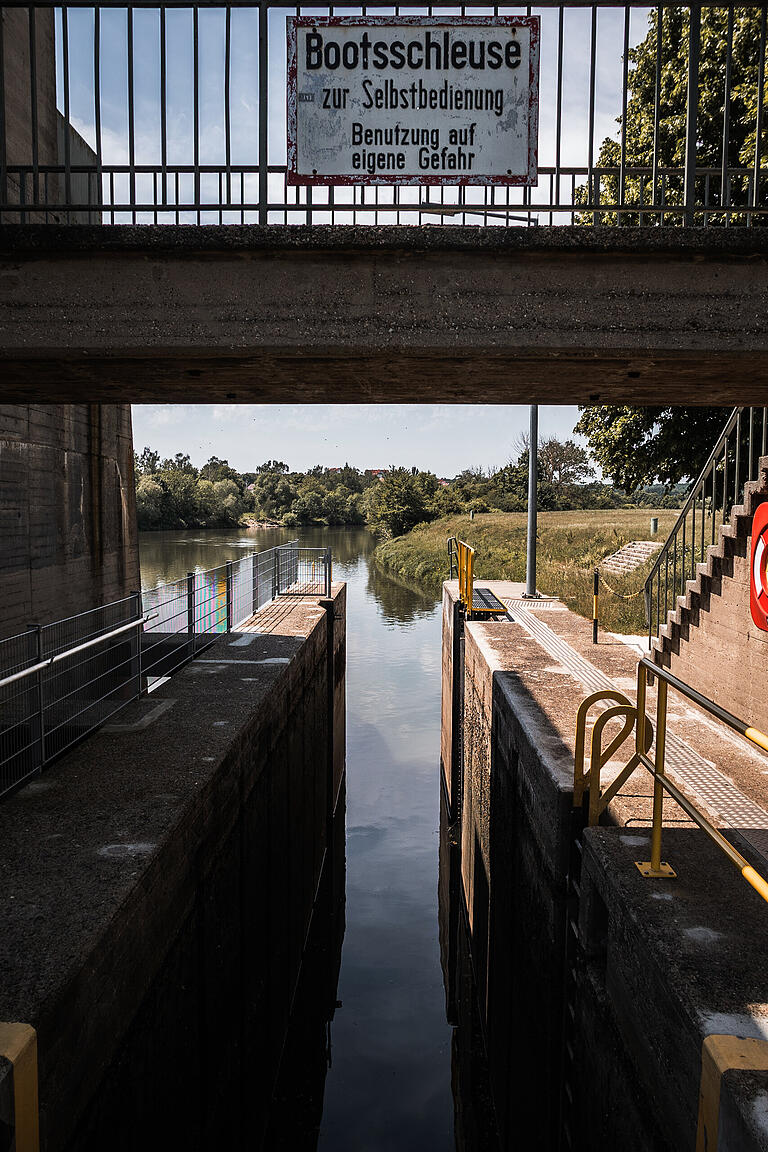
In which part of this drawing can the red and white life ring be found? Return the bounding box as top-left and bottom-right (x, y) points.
(750, 503), (768, 631)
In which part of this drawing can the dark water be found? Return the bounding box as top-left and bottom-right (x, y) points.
(139, 526), (459, 1150)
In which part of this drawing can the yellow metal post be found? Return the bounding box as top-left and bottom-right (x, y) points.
(697, 1035), (768, 1152)
(636, 662), (646, 758)
(636, 675), (676, 879)
(466, 547), (474, 618)
(0, 1022), (39, 1152)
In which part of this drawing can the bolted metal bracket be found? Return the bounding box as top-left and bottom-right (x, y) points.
(635, 860), (677, 879)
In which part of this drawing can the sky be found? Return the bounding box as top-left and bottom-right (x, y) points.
(131, 402), (584, 476)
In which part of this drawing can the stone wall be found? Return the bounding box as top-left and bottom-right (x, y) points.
(0, 404), (140, 639)
(662, 511), (768, 733)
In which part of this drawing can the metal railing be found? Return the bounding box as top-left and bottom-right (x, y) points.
(644, 406), (768, 645)
(448, 536), (475, 616)
(1, 3), (766, 227)
(575, 657), (768, 904)
(0, 541), (332, 800)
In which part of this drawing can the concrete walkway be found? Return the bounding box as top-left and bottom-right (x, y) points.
(466, 580), (768, 870)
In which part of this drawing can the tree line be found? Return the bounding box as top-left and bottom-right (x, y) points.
(133, 437), (687, 536)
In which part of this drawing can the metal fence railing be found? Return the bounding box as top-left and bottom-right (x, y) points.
(1, 3), (766, 227)
(0, 541), (332, 800)
(645, 407), (768, 645)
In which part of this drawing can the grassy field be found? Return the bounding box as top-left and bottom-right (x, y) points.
(373, 509), (680, 634)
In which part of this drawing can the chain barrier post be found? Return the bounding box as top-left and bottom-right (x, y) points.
(592, 569), (599, 644)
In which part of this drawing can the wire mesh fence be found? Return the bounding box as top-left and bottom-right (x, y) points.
(1, 2), (766, 226)
(0, 541), (332, 800)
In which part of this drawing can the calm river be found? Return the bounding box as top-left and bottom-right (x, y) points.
(139, 526), (467, 1150)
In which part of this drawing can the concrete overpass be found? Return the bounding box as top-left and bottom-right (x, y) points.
(2, 224), (768, 406)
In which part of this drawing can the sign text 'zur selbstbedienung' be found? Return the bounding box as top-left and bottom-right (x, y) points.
(287, 17), (540, 186)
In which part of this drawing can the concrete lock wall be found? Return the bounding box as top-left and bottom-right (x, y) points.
(440, 582), (768, 1152)
(0, 585), (346, 1151)
(0, 404), (140, 639)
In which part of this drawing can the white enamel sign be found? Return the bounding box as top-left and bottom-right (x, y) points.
(287, 16), (540, 186)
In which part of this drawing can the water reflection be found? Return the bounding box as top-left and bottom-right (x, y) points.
(134, 527), (498, 1151)
(366, 560), (439, 627)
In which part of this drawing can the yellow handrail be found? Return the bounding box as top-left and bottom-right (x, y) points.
(574, 659), (768, 903)
(449, 537), (477, 618)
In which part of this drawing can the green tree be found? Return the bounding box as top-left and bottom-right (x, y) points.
(365, 468), (440, 536)
(574, 406), (727, 493)
(161, 452), (196, 476)
(580, 7), (767, 225)
(134, 446), (160, 476)
(538, 438), (594, 490)
(135, 475), (165, 528)
(573, 7), (762, 489)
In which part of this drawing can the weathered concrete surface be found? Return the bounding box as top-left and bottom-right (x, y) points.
(2, 225), (768, 403)
(0, 404), (140, 639)
(0, 586), (345, 1151)
(441, 582), (768, 1151)
(1, 9), (59, 221)
(655, 466), (768, 737)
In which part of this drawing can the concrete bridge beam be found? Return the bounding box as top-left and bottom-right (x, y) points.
(1, 225), (768, 405)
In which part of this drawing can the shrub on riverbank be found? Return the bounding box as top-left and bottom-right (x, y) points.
(373, 510), (679, 634)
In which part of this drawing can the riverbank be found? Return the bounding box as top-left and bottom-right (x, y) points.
(373, 510), (678, 634)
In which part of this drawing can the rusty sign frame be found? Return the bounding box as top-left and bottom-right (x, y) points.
(286, 15), (541, 187)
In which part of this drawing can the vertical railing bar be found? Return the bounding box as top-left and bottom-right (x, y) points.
(33, 624), (45, 772)
(753, 4), (767, 231)
(62, 6), (72, 219)
(127, 6), (136, 223)
(680, 509), (686, 599)
(94, 6), (103, 220)
(684, 3), (701, 227)
(0, 8), (7, 217)
(160, 5), (167, 208)
(194, 4), (200, 225)
(225, 4), (231, 214)
(258, 0), (268, 224)
(735, 409), (741, 505)
(554, 4), (564, 215)
(589, 2), (598, 223)
(711, 460), (717, 546)
(28, 5), (39, 216)
(619, 4), (630, 216)
(721, 3), (733, 224)
(651, 3), (662, 223)
(749, 407), (755, 485)
(723, 442), (728, 524)
(187, 571), (196, 654)
(763, 407), (767, 460)
(690, 495), (695, 585)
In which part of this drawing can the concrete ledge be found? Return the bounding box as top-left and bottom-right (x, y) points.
(579, 827), (768, 1152)
(3, 227), (768, 404)
(0, 586), (346, 1151)
(3, 224), (768, 257)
